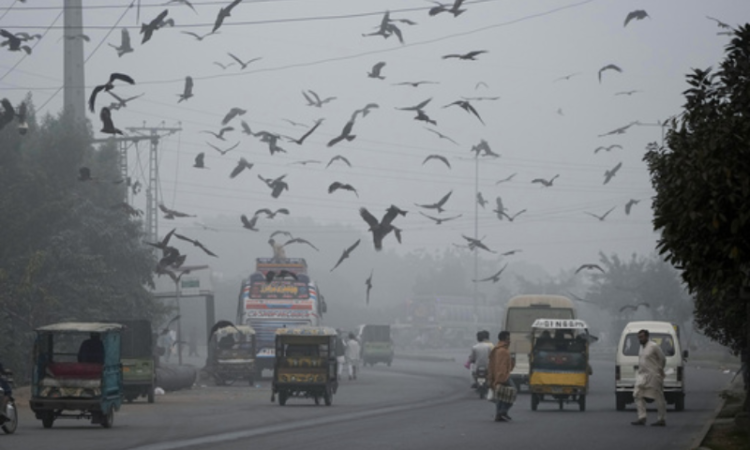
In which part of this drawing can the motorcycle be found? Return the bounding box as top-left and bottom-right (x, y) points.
(475, 366), (489, 399)
(0, 369), (18, 434)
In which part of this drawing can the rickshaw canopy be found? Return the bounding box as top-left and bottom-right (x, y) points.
(35, 322), (124, 334)
(275, 326), (337, 337)
(216, 324), (256, 336)
(531, 319), (588, 330)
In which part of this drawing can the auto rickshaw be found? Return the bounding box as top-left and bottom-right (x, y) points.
(207, 322), (257, 386)
(119, 319), (156, 403)
(528, 318), (594, 412)
(29, 322), (123, 428)
(272, 326), (339, 406)
(359, 324), (394, 367)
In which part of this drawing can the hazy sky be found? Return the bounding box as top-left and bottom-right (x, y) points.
(1, 0), (747, 276)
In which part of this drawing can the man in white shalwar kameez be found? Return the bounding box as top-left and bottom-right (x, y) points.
(631, 329), (667, 426)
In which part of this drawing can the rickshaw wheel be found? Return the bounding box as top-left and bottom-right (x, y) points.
(558, 399), (564, 410)
(531, 394), (539, 411)
(41, 413), (54, 429)
(314, 396), (320, 405)
(1, 402), (18, 434)
(278, 391), (288, 406)
(578, 395), (586, 411)
(324, 387), (333, 406)
(101, 407), (114, 429)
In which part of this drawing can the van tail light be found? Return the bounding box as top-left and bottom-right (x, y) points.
(615, 365), (620, 381)
(677, 366), (683, 382)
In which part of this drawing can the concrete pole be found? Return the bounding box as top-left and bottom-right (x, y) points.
(473, 156), (479, 326)
(63, 0), (86, 124)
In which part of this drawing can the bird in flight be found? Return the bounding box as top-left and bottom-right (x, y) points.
(492, 196), (505, 220)
(350, 103), (380, 121)
(425, 128), (458, 145)
(419, 212), (462, 225)
(201, 126), (234, 141)
(258, 174), (289, 198)
(575, 263), (605, 274)
(422, 154), (451, 169)
(213, 0), (243, 33)
(331, 239), (361, 272)
(283, 237), (319, 252)
(166, 0), (197, 12)
(462, 95), (500, 102)
(140, 9), (169, 44)
(327, 119), (356, 147)
(594, 144), (622, 153)
(598, 121), (638, 137)
(241, 214), (259, 231)
(615, 90), (641, 96)
(477, 192), (487, 209)
(207, 141), (240, 156)
(0, 30), (33, 54)
(108, 28), (133, 57)
(255, 208), (289, 219)
(106, 91), (143, 110)
(619, 302), (650, 313)
(328, 182), (358, 197)
(473, 264), (508, 283)
(502, 209), (527, 222)
(531, 174), (559, 187)
(227, 52), (262, 70)
(178, 76), (194, 103)
(603, 162), (623, 184)
(470, 139), (499, 157)
(302, 90), (336, 107)
(99, 107), (122, 135)
(392, 80), (439, 88)
(414, 110), (437, 126)
(362, 11), (411, 44)
(365, 271), (373, 305)
(442, 50), (487, 60)
(221, 107), (246, 125)
(461, 235), (495, 253)
(284, 119), (323, 145)
(501, 249), (522, 256)
(174, 233), (218, 257)
(327, 155), (352, 169)
(289, 160), (321, 166)
(598, 64), (623, 83)
(360, 206), (407, 251)
(495, 173), (516, 184)
(624, 10), (649, 27)
(554, 72), (581, 82)
(443, 100), (484, 125)
(367, 62), (387, 79)
(584, 206), (615, 221)
(159, 204), (196, 220)
(706, 16), (732, 34)
(89, 72), (135, 113)
(230, 157), (254, 178)
(429, 0), (467, 17)
(193, 153), (206, 169)
(213, 61), (236, 70)
(624, 199), (640, 215)
(396, 98), (432, 112)
(180, 30), (217, 41)
(415, 190), (453, 213)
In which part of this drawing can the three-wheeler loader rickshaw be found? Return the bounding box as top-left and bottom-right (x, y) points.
(29, 322), (123, 428)
(529, 318), (594, 412)
(207, 322), (257, 386)
(271, 326), (339, 406)
(119, 319), (157, 403)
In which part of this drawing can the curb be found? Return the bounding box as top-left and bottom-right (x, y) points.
(687, 376), (743, 450)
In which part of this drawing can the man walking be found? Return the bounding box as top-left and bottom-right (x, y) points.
(488, 331), (515, 422)
(632, 329), (667, 426)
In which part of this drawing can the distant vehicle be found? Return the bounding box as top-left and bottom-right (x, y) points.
(119, 319), (156, 404)
(615, 321), (687, 411)
(207, 323), (256, 386)
(504, 295), (576, 390)
(236, 258), (327, 377)
(358, 324), (394, 367)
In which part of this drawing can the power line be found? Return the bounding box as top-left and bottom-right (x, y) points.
(0, 0), (18, 22)
(0, 10), (63, 82)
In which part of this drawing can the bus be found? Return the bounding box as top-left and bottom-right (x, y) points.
(504, 295), (576, 389)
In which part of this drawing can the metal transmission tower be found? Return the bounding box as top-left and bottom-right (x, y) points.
(63, 0), (86, 123)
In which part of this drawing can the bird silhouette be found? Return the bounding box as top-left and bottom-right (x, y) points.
(473, 264), (508, 283)
(419, 212), (462, 225)
(271, 230), (294, 240)
(227, 52), (262, 70)
(425, 128), (458, 145)
(241, 214), (259, 231)
(173, 233), (218, 257)
(531, 175), (559, 187)
(477, 192), (487, 209)
(140, 9), (169, 44)
(598, 64), (623, 83)
(89, 73), (135, 113)
(470, 139), (499, 157)
(99, 107), (122, 135)
(327, 120), (356, 147)
(284, 237), (319, 251)
(221, 107), (246, 125)
(475, 81), (489, 89)
(0, 98), (15, 132)
(442, 50), (487, 60)
(106, 91), (143, 110)
(554, 72), (581, 82)
(502, 209), (527, 222)
(331, 239), (361, 271)
(201, 126), (234, 141)
(495, 173), (517, 184)
(367, 62), (387, 79)
(328, 182), (358, 197)
(624, 10), (649, 27)
(193, 152), (206, 169)
(365, 270), (373, 305)
(492, 196), (505, 220)
(414, 109), (436, 125)
(422, 154), (451, 169)
(213, 0), (243, 33)
(443, 100), (484, 125)
(598, 121), (638, 137)
(619, 302), (650, 313)
(392, 80), (438, 87)
(303, 90), (336, 107)
(603, 162), (623, 184)
(462, 96), (500, 102)
(284, 119), (323, 145)
(282, 118), (308, 127)
(501, 249), (522, 256)
(289, 160), (321, 166)
(145, 228), (176, 251)
(178, 76), (194, 103)
(624, 199), (641, 215)
(461, 235), (495, 253)
(615, 90), (641, 96)
(213, 61), (236, 70)
(180, 30), (216, 41)
(415, 190), (452, 213)
(575, 263), (605, 274)
(230, 157), (254, 178)
(159, 204), (195, 219)
(706, 16), (731, 30)
(360, 205), (407, 251)
(0, 30), (32, 54)
(108, 28), (133, 57)
(350, 103), (380, 121)
(258, 174), (289, 198)
(255, 208), (289, 219)
(428, 0), (466, 17)
(584, 206), (615, 221)
(594, 144), (622, 153)
(207, 141), (240, 156)
(327, 155), (352, 169)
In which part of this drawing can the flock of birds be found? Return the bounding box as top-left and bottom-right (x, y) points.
(0, 1), (736, 311)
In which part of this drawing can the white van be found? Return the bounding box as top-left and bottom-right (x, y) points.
(615, 321), (688, 411)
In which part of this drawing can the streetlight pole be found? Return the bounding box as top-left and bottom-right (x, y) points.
(175, 280), (183, 366)
(473, 155), (479, 325)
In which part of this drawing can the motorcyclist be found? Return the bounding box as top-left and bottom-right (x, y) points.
(468, 330), (493, 388)
(0, 362), (12, 421)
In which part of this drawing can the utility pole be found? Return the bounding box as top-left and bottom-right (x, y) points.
(63, 0), (86, 124)
(473, 155), (479, 327)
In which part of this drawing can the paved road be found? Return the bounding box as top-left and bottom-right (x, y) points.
(1, 354), (730, 450)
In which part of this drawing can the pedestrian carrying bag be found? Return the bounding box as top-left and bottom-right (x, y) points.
(495, 384), (517, 404)
(486, 388), (496, 402)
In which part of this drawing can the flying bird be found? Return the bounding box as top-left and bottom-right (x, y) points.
(230, 157), (254, 178)
(285, 118), (323, 145)
(108, 28), (133, 57)
(477, 192), (487, 209)
(422, 154), (451, 169)
(241, 214), (259, 231)
(473, 264), (508, 283)
(619, 302), (650, 313)
(302, 90), (337, 107)
(624, 10), (649, 27)
(425, 128), (458, 145)
(193, 152), (206, 169)
(584, 206), (616, 221)
(419, 212), (462, 225)
(598, 121), (638, 137)
(270, 230), (294, 240)
(594, 144), (622, 153)
(603, 162), (623, 184)
(615, 90), (641, 96)
(396, 98), (432, 112)
(258, 174), (289, 198)
(554, 72), (581, 82)
(492, 196), (505, 220)
(443, 100), (484, 125)
(495, 173), (516, 184)
(531, 175), (559, 187)
(173, 233), (218, 257)
(178, 76), (194, 103)
(0, 30), (32, 54)
(328, 182), (358, 197)
(470, 139), (499, 157)
(213, 61), (236, 70)
(392, 80), (439, 88)
(327, 120), (356, 147)
(367, 62), (387, 79)
(331, 239), (361, 272)
(207, 141), (240, 156)
(106, 91), (143, 110)
(598, 64), (623, 83)
(145, 228), (176, 251)
(213, 0), (243, 33)
(99, 107), (122, 135)
(283, 238), (319, 251)
(255, 208), (289, 219)
(415, 190), (452, 213)
(475, 81), (489, 89)
(365, 271), (373, 305)
(327, 155), (352, 168)
(89, 72), (135, 113)
(624, 199), (641, 215)
(140, 9), (169, 44)
(201, 126), (234, 141)
(289, 160), (321, 166)
(575, 263), (605, 274)
(461, 235), (495, 253)
(221, 107), (246, 125)
(350, 103), (380, 121)
(428, 0), (467, 17)
(360, 206), (407, 251)
(159, 204), (195, 219)
(227, 52), (262, 70)
(502, 209), (527, 222)
(501, 249), (522, 256)
(414, 109), (436, 125)
(442, 50), (487, 60)
(180, 31), (216, 41)
(706, 16), (731, 30)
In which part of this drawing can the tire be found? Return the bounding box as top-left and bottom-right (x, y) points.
(1, 402), (18, 434)
(42, 413), (54, 429)
(579, 395), (586, 412)
(314, 396), (320, 406)
(101, 407), (114, 429)
(531, 393), (539, 411)
(148, 386), (155, 404)
(616, 393), (626, 411)
(674, 393), (685, 412)
(558, 399), (564, 410)
(324, 387), (333, 406)
(278, 391), (288, 406)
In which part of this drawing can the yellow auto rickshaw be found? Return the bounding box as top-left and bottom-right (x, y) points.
(207, 322), (256, 386)
(271, 326), (339, 406)
(529, 318), (594, 412)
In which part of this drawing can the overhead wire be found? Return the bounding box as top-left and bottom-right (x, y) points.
(0, 10), (63, 82)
